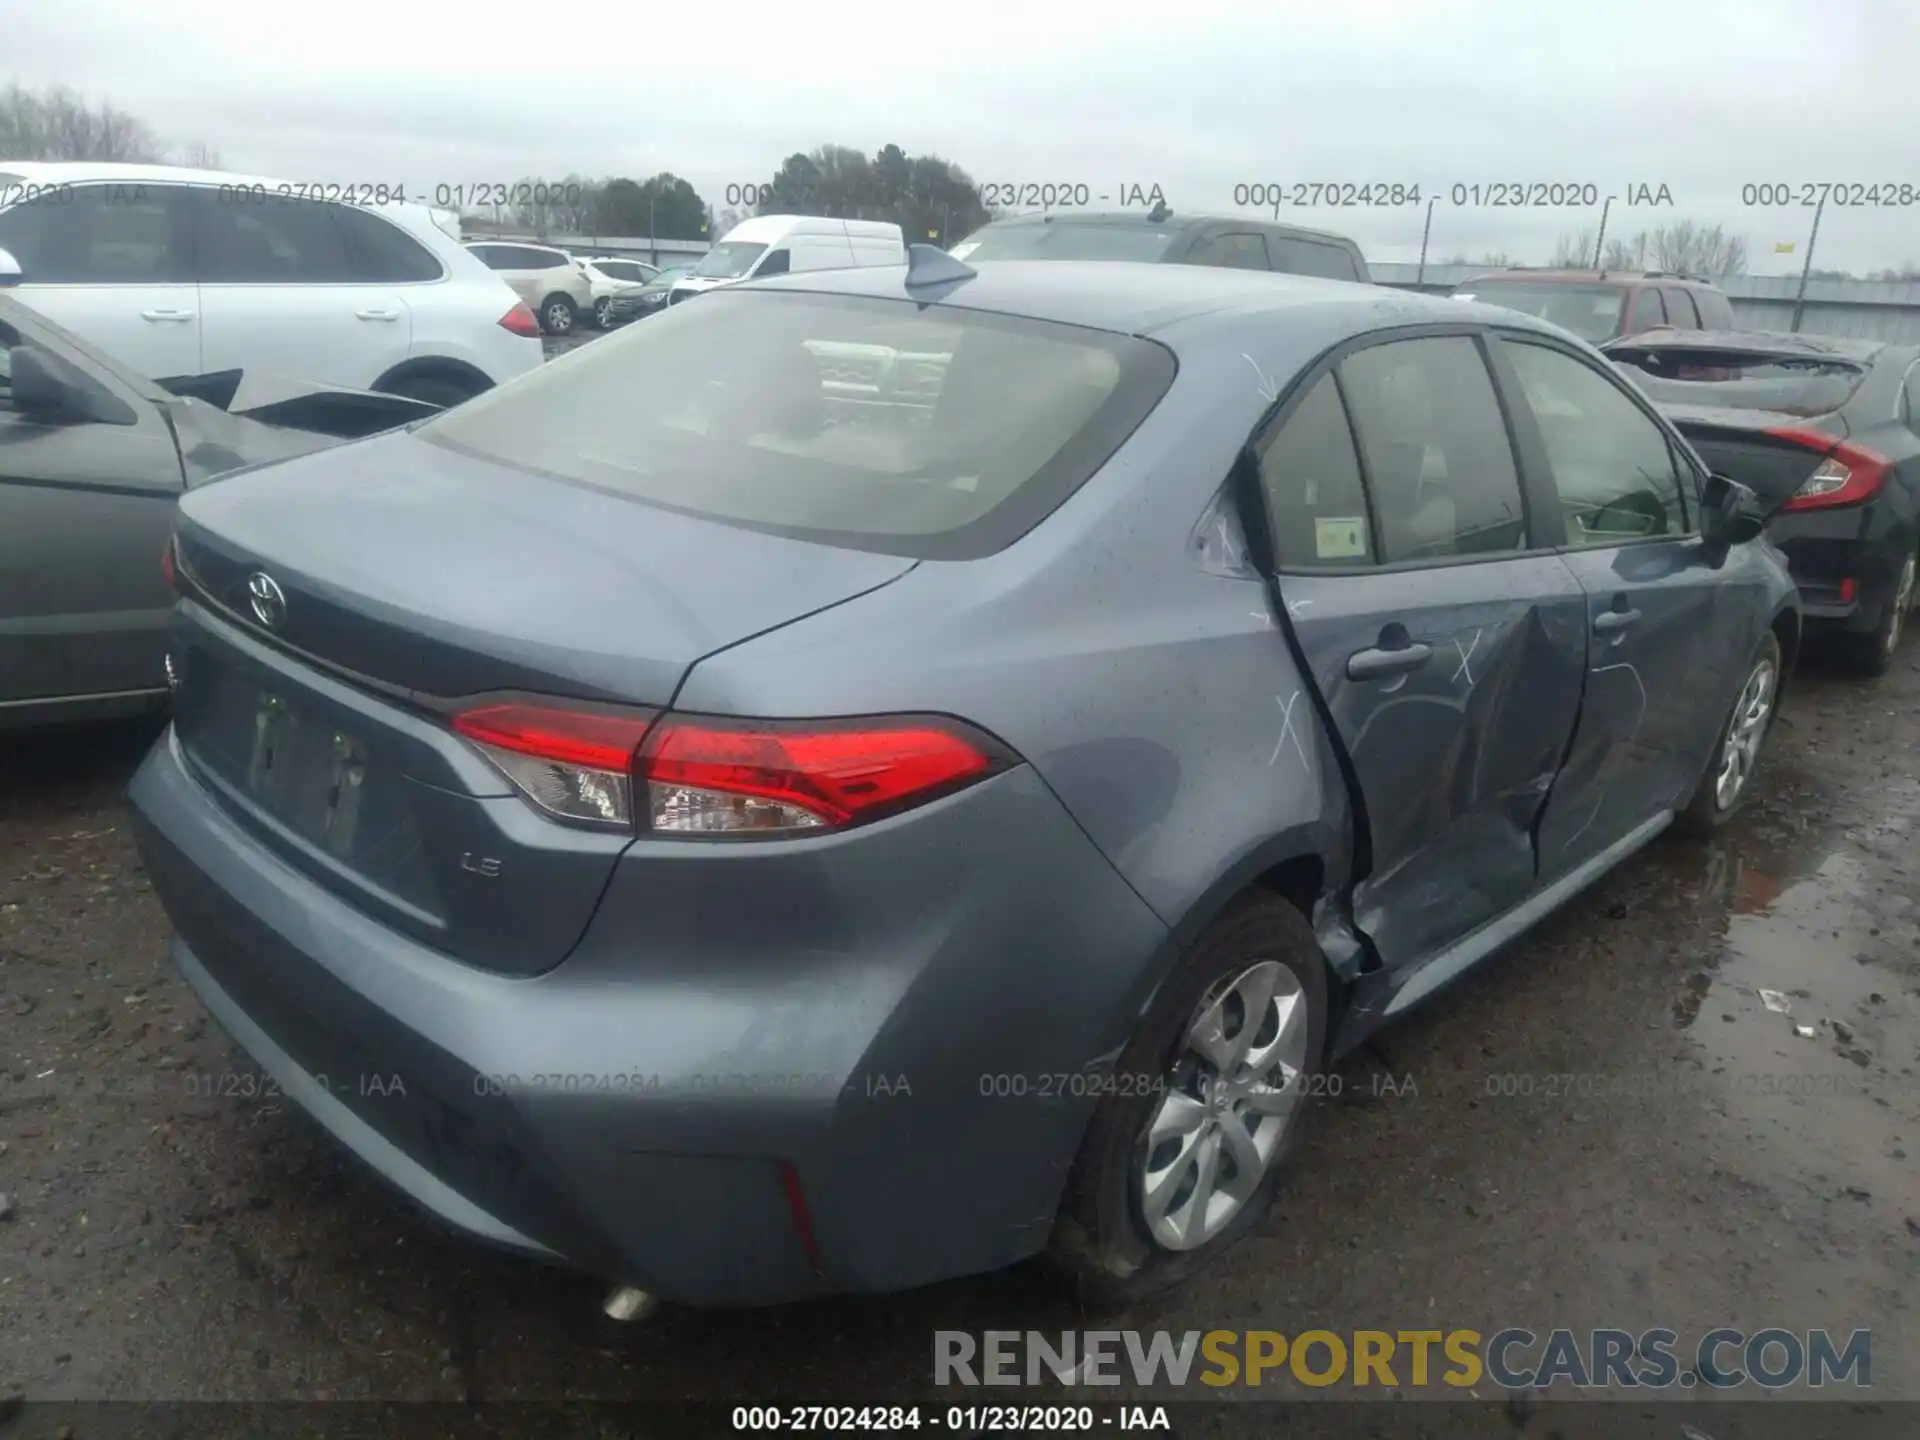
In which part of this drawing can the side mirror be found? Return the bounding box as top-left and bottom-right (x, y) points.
(7, 345), (137, 425)
(0, 247), (21, 287)
(1700, 472), (1766, 563)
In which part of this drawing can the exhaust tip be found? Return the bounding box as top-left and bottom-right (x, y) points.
(603, 1285), (658, 1322)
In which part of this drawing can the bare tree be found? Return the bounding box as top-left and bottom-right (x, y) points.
(1646, 220), (1746, 276)
(1871, 261), (1920, 282)
(1549, 228), (1598, 268)
(177, 141), (223, 169)
(0, 83), (164, 162)
(1601, 233), (1650, 271)
(508, 173), (600, 236)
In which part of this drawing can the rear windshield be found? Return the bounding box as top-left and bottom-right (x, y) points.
(693, 241), (766, 279)
(953, 222), (1178, 263)
(1609, 348), (1870, 417)
(422, 289), (1177, 559)
(1452, 282), (1626, 344)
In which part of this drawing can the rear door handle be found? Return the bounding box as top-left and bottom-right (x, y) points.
(1594, 608), (1642, 634)
(140, 309), (195, 322)
(1346, 642), (1433, 680)
(355, 308), (400, 321)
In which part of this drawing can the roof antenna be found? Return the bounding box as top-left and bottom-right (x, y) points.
(1147, 199), (1172, 223)
(904, 243), (977, 291)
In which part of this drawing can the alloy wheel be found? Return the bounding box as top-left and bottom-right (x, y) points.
(1713, 657), (1776, 811)
(594, 298), (614, 328)
(545, 300), (574, 333)
(1135, 959), (1310, 1252)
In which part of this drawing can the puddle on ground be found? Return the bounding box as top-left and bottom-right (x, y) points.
(1672, 822), (1919, 1220)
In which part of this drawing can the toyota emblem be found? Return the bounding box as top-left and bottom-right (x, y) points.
(246, 572), (287, 630)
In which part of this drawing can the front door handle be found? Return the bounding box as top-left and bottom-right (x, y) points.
(140, 309), (195, 322)
(1347, 642), (1433, 680)
(355, 308), (399, 321)
(1594, 607), (1642, 634)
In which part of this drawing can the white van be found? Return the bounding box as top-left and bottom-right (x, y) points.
(667, 215), (904, 306)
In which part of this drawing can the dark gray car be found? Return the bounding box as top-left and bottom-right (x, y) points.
(0, 272), (439, 730)
(126, 254), (1796, 1310)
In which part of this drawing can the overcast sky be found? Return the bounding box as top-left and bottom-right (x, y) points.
(12, 0), (1920, 273)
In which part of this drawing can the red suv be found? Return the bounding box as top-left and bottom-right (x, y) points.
(1448, 269), (1736, 346)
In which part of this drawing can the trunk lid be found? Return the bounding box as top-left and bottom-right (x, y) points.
(173, 427), (916, 704)
(1660, 403), (1847, 515)
(167, 430), (916, 975)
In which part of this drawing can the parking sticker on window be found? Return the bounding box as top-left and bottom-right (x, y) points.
(1315, 516), (1368, 559)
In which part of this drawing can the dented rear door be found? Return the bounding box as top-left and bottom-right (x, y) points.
(1248, 330), (1588, 976)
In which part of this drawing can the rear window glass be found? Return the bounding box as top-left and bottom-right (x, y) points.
(1608, 348), (1870, 417)
(1451, 282), (1626, 344)
(422, 289), (1177, 559)
(952, 222), (1177, 263)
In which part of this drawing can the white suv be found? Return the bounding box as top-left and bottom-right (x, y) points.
(463, 242), (595, 335)
(0, 163), (543, 407)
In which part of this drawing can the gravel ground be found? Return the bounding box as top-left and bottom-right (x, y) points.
(1, 628), (1917, 1412)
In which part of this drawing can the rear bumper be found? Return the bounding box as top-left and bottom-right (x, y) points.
(1773, 506), (1904, 636)
(130, 726), (1172, 1305)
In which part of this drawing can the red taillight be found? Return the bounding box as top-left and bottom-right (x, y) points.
(161, 535), (176, 590)
(498, 302), (541, 338)
(636, 715), (1002, 835)
(452, 702), (1005, 836)
(453, 702), (656, 828)
(1767, 427), (1892, 512)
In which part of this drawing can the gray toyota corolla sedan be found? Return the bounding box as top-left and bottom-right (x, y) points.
(128, 251), (1797, 1309)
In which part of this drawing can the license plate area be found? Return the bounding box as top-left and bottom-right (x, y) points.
(246, 691), (370, 858)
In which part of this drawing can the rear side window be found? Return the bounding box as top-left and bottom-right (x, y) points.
(423, 290), (1177, 559)
(1188, 232), (1268, 271)
(1256, 373), (1373, 568)
(1662, 287), (1702, 328)
(199, 194), (356, 282)
(1625, 288), (1665, 331)
(1337, 337), (1528, 562)
(0, 183), (191, 284)
(1269, 236), (1362, 282)
(1502, 339), (1688, 543)
(331, 206), (442, 282)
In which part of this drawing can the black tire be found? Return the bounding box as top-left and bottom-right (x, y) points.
(379, 374), (479, 410)
(1045, 892), (1329, 1308)
(540, 294), (578, 335)
(1836, 551), (1916, 678)
(1677, 630), (1782, 836)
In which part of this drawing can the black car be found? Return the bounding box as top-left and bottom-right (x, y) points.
(1607, 329), (1920, 675)
(950, 207), (1369, 284)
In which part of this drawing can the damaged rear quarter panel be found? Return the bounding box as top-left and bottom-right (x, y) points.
(673, 329), (1365, 1047)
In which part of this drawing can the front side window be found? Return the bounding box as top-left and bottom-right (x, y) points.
(1501, 338), (1688, 544)
(422, 290), (1176, 558)
(0, 183), (189, 284)
(1337, 336), (1528, 562)
(694, 241), (767, 279)
(754, 248), (791, 277)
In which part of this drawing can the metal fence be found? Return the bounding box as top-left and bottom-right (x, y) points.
(1368, 263), (1920, 343)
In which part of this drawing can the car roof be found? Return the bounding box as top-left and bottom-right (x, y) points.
(1604, 328), (1890, 363)
(972, 209), (1358, 248)
(743, 259), (1561, 341)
